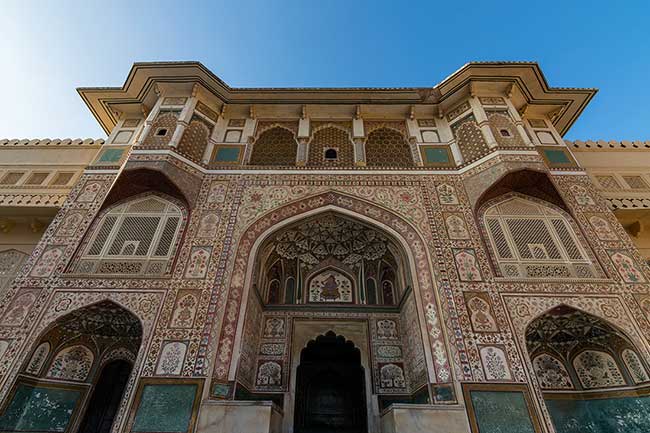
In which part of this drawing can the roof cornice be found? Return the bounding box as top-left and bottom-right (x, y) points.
(77, 61), (597, 135)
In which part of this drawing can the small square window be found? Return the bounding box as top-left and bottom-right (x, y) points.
(155, 128), (168, 137)
(323, 148), (338, 161)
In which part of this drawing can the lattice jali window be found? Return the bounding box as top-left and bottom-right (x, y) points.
(483, 196), (596, 279)
(177, 116), (212, 162)
(307, 126), (354, 166)
(71, 194), (186, 276)
(364, 127), (414, 167)
(249, 126), (298, 166)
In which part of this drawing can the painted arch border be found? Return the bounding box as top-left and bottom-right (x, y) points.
(212, 189), (455, 390)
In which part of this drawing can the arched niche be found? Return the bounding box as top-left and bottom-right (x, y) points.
(0, 301), (142, 433)
(525, 305), (650, 432)
(249, 126), (298, 166)
(101, 167), (195, 210)
(252, 212), (411, 307)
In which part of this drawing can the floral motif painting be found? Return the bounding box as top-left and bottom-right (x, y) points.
(376, 319), (398, 340)
(609, 251), (645, 283)
(76, 181), (102, 202)
(533, 353), (573, 389)
(465, 293), (498, 332)
(573, 350), (625, 389)
(170, 292), (199, 328)
(30, 246), (65, 278)
(156, 341), (187, 376)
(453, 248), (482, 281)
(588, 215), (617, 241)
(197, 212), (220, 238)
(445, 213), (470, 239)
(185, 247), (211, 279)
(2, 290), (38, 326)
(480, 346), (512, 381)
(436, 183), (459, 205)
(26, 342), (50, 376)
(263, 318), (285, 338)
(46, 345), (94, 381)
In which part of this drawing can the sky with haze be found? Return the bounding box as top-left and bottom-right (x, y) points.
(0, 0), (648, 141)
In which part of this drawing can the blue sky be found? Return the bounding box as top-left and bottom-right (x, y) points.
(1, 0), (648, 140)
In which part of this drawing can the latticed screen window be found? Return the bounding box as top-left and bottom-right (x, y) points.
(76, 195), (183, 276)
(484, 197), (595, 279)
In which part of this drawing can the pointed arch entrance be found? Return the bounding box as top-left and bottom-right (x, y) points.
(294, 331), (366, 433)
(218, 192), (451, 432)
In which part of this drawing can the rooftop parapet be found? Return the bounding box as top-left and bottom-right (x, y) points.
(567, 139), (650, 150)
(0, 138), (105, 147)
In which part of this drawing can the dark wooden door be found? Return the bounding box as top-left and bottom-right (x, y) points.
(78, 360), (132, 433)
(294, 332), (367, 433)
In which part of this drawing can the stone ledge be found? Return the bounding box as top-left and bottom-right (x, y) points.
(0, 138), (105, 147)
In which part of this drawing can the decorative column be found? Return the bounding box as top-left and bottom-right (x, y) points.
(135, 97), (164, 146)
(437, 114), (464, 165)
(297, 114), (310, 166)
(469, 96), (498, 149)
(406, 117), (423, 166)
(504, 98), (533, 146)
(352, 115), (365, 166)
(169, 85), (199, 148)
(202, 105), (226, 164)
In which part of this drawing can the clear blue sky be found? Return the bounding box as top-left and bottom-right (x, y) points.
(1, 0), (648, 140)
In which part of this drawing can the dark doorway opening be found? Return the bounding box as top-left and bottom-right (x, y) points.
(294, 331), (367, 433)
(78, 360), (132, 433)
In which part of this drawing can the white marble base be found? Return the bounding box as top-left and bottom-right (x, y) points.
(380, 404), (471, 433)
(196, 400), (283, 433)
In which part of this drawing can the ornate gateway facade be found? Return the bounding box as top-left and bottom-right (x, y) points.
(0, 61), (649, 433)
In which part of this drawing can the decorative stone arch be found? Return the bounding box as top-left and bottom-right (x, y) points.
(102, 166), (196, 210)
(475, 168), (569, 214)
(307, 123), (355, 166)
(503, 294), (650, 427)
(0, 292), (163, 433)
(304, 264), (358, 304)
(248, 125), (299, 166)
(211, 190), (452, 392)
(363, 125), (415, 167)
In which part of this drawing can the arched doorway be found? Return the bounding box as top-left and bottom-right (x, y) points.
(294, 332), (367, 433)
(77, 359), (132, 433)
